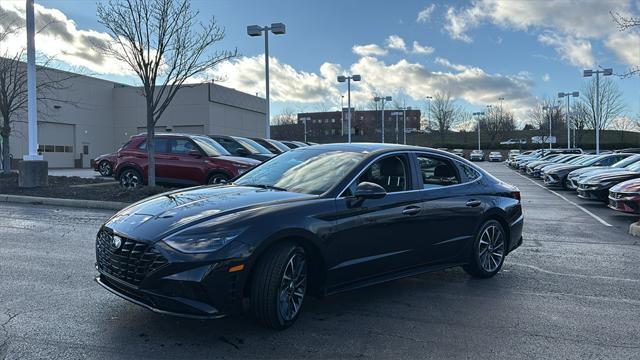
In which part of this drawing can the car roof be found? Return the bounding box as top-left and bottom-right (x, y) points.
(292, 142), (455, 156)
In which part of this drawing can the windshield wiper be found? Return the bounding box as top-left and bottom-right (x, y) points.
(240, 183), (288, 192)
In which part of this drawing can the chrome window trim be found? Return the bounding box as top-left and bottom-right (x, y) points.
(336, 150), (483, 199)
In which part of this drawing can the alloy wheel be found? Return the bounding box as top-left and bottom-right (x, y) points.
(208, 174), (228, 184)
(99, 161), (112, 176)
(120, 170), (141, 189)
(278, 252), (307, 321)
(478, 225), (505, 273)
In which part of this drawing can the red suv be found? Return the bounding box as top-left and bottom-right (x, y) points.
(114, 133), (260, 188)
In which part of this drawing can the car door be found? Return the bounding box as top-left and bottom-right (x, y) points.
(165, 137), (206, 185)
(413, 153), (485, 264)
(149, 138), (174, 183)
(326, 153), (427, 287)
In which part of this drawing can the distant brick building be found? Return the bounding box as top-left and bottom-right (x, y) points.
(293, 109), (421, 140)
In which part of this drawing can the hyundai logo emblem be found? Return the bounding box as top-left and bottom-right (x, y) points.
(111, 235), (123, 250)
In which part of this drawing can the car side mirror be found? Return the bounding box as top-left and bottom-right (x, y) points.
(353, 182), (387, 199)
(236, 147), (250, 156)
(188, 150), (202, 157)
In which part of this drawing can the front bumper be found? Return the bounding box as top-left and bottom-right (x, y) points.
(543, 174), (561, 186)
(608, 194), (640, 214)
(577, 188), (608, 201)
(96, 274), (226, 319)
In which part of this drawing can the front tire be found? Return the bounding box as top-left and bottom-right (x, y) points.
(250, 243), (307, 329)
(463, 220), (506, 278)
(207, 172), (229, 185)
(119, 168), (143, 189)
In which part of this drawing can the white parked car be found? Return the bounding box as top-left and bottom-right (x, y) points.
(470, 150), (485, 161)
(451, 148), (465, 157)
(489, 152), (503, 162)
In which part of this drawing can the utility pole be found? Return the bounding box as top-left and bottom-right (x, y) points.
(374, 96), (392, 143)
(337, 75), (361, 143)
(558, 91), (579, 149)
(583, 68), (613, 154)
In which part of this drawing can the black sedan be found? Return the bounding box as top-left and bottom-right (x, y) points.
(577, 164), (640, 201)
(95, 144), (523, 329)
(543, 153), (629, 189)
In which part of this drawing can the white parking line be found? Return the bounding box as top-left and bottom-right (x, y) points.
(513, 170), (613, 227)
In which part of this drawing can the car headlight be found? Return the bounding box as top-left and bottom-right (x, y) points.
(163, 229), (244, 253)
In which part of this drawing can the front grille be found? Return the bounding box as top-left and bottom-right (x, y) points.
(96, 229), (168, 286)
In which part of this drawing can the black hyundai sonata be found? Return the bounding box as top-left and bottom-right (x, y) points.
(95, 143), (523, 329)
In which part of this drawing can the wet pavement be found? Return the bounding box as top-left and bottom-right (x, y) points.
(0, 161), (638, 359)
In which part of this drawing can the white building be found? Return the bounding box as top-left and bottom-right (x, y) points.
(7, 65), (266, 168)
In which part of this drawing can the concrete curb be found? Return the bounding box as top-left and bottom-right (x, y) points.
(629, 221), (640, 237)
(0, 194), (130, 211)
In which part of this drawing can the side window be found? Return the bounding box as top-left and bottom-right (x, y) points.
(416, 155), (459, 189)
(343, 155), (410, 196)
(137, 139), (170, 152)
(214, 137), (240, 155)
(170, 139), (196, 154)
(460, 164), (481, 182)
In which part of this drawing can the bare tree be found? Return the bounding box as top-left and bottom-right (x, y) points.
(96, 0), (236, 186)
(610, 11), (640, 78)
(578, 77), (626, 131)
(527, 99), (562, 146)
(478, 106), (516, 146)
(428, 92), (462, 141)
(271, 106), (300, 140)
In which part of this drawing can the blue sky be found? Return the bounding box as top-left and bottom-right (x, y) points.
(2, 0), (640, 124)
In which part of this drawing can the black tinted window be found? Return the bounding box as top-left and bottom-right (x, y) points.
(344, 155), (410, 195)
(416, 155), (459, 188)
(461, 164), (481, 182)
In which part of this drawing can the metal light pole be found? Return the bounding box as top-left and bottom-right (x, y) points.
(374, 96), (392, 143)
(247, 23), (286, 139)
(473, 112), (484, 151)
(543, 105), (559, 150)
(340, 95), (344, 136)
(337, 75), (361, 143)
(403, 104), (411, 145)
(558, 91), (579, 149)
(391, 111), (402, 143)
(300, 116), (309, 142)
(24, 0), (41, 161)
(425, 96), (432, 131)
(583, 68), (612, 154)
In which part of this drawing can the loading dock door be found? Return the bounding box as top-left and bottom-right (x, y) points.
(38, 122), (75, 168)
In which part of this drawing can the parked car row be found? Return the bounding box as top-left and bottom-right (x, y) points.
(506, 147), (640, 215)
(92, 133), (317, 187)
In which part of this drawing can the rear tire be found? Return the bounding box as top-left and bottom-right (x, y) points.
(98, 160), (112, 176)
(463, 220), (506, 278)
(250, 243), (307, 330)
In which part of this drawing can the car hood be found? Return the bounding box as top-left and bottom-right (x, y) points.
(610, 179), (640, 193)
(547, 164), (585, 174)
(216, 155), (261, 166)
(581, 171), (640, 185)
(569, 166), (610, 177)
(576, 167), (627, 180)
(104, 185), (315, 242)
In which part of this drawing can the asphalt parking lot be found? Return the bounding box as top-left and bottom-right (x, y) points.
(1, 161), (639, 359)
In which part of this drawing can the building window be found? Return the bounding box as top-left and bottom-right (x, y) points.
(331, 118), (335, 123)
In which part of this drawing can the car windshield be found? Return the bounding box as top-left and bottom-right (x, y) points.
(625, 161), (640, 172)
(615, 154), (640, 168)
(268, 139), (291, 152)
(192, 136), (230, 156)
(581, 155), (606, 166)
(234, 149), (366, 195)
(233, 136), (272, 154)
(566, 156), (590, 165)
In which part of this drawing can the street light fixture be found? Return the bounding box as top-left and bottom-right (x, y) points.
(247, 22), (286, 139)
(374, 96), (392, 143)
(583, 67), (613, 154)
(337, 74), (361, 143)
(558, 91), (579, 149)
(472, 111), (485, 151)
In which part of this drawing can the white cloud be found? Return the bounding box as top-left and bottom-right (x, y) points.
(444, 6), (482, 43)
(352, 44), (388, 57)
(538, 32), (594, 68)
(385, 35), (407, 51)
(411, 41), (434, 55)
(0, 2), (131, 75)
(434, 57), (470, 72)
(212, 56), (340, 103)
(542, 73), (550, 82)
(606, 31), (640, 69)
(416, 4), (436, 23)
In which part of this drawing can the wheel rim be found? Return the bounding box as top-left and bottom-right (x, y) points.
(99, 161), (111, 176)
(208, 174), (227, 184)
(120, 170), (140, 189)
(478, 225), (504, 273)
(278, 253), (307, 321)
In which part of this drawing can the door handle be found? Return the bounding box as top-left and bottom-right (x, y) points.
(402, 206), (421, 216)
(466, 199), (482, 207)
